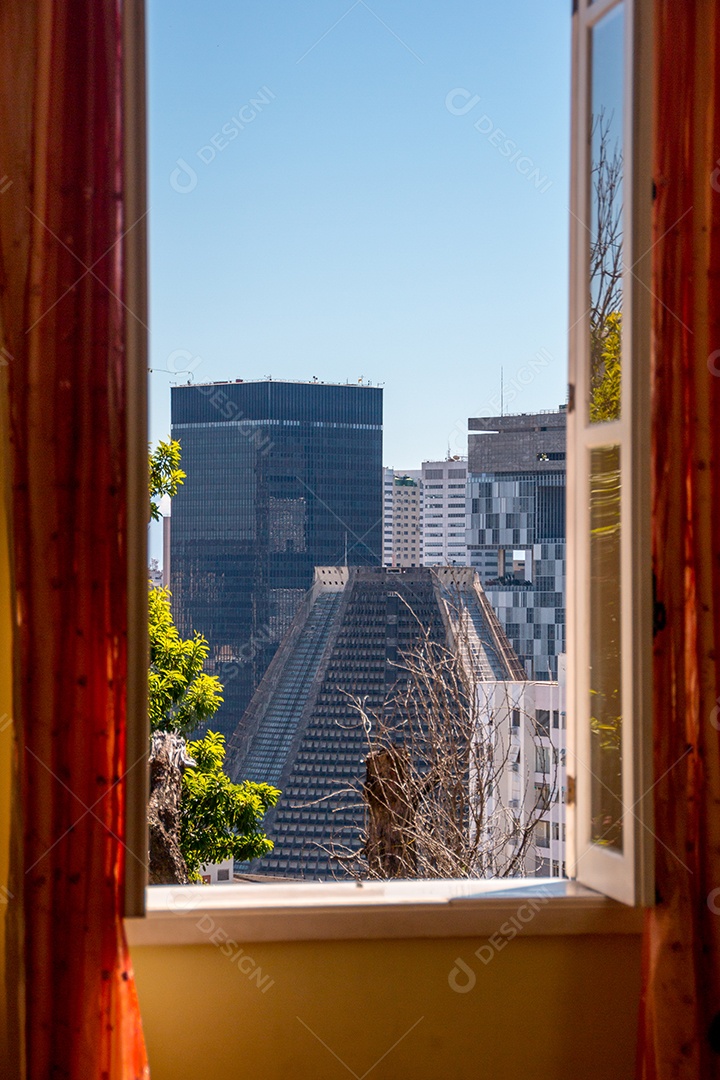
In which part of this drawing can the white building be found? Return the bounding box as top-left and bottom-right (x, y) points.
(199, 858), (234, 884)
(474, 658), (566, 878)
(383, 467), (422, 567)
(421, 458), (469, 566)
(383, 467), (394, 564)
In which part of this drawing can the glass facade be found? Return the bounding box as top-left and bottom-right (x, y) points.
(170, 381), (383, 739)
(467, 470), (566, 680)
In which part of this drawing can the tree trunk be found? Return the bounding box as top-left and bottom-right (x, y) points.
(363, 745), (417, 877)
(147, 731), (195, 884)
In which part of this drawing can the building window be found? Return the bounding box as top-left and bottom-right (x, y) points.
(535, 709), (551, 737)
(535, 746), (551, 774)
(535, 783), (552, 812)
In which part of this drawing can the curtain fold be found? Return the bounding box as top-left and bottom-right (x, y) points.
(639, 1), (720, 1077)
(0, 2), (149, 1077)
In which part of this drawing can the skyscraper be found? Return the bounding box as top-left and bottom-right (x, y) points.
(466, 409), (566, 680)
(170, 379), (383, 738)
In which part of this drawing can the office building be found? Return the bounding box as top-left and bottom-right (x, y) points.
(170, 380), (383, 739)
(466, 410), (566, 680)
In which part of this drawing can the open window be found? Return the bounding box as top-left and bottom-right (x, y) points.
(566, 0), (654, 905)
(123, 0), (656, 917)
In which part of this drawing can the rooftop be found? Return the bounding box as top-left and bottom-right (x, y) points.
(468, 407), (567, 432)
(175, 377), (381, 389)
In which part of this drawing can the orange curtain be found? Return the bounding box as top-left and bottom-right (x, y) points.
(0, 2), (149, 1077)
(639, 1), (720, 1077)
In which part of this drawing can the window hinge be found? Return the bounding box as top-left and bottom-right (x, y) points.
(567, 383), (575, 413)
(566, 775), (576, 806)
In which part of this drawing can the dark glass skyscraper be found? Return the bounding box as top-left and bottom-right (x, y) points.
(170, 380), (383, 739)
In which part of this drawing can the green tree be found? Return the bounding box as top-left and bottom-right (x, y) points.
(181, 731), (280, 880)
(589, 312), (622, 424)
(148, 439), (278, 879)
(148, 586), (224, 735)
(148, 438), (221, 735)
(149, 438), (186, 522)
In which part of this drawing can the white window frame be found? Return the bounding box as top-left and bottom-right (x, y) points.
(566, 0), (654, 906)
(124, 0), (656, 926)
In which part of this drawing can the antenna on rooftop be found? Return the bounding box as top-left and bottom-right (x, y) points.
(500, 366), (504, 417)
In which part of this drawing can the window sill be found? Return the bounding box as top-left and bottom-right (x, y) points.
(125, 878), (644, 946)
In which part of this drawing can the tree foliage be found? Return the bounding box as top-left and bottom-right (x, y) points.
(181, 731), (280, 880)
(148, 437), (221, 735)
(589, 108), (623, 425)
(149, 438), (186, 522)
(148, 438), (278, 879)
(589, 312), (622, 424)
(148, 586), (224, 736)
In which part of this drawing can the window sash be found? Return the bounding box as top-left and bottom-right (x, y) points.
(567, 0), (654, 906)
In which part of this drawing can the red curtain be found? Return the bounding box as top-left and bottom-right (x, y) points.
(639, 1), (720, 1077)
(0, 2), (149, 1077)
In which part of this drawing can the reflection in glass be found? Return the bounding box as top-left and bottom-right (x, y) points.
(589, 445), (622, 849)
(588, 5), (624, 423)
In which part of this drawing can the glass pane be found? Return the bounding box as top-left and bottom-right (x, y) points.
(588, 5), (624, 423)
(589, 445), (622, 849)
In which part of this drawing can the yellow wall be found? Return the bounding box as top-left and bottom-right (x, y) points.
(132, 933), (642, 1079)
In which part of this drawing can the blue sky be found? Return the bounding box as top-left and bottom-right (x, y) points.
(147, 1), (571, 469)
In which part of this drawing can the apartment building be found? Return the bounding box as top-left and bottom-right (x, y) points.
(475, 660), (566, 878)
(383, 467), (423, 566)
(421, 457), (469, 566)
